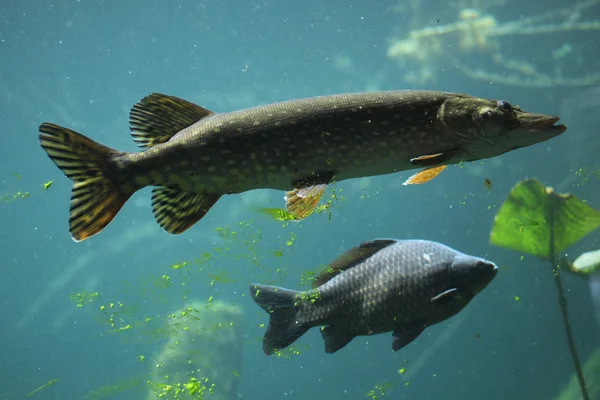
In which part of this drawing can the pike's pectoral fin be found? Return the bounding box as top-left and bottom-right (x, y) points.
(151, 187), (220, 234)
(321, 325), (355, 354)
(129, 93), (215, 148)
(284, 171), (335, 221)
(410, 149), (458, 166)
(392, 323), (425, 351)
(402, 165), (447, 185)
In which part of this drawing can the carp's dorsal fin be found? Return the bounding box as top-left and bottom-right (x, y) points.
(151, 186), (221, 234)
(130, 93), (215, 148)
(312, 239), (398, 288)
(402, 165), (447, 185)
(410, 149), (458, 166)
(284, 171), (335, 221)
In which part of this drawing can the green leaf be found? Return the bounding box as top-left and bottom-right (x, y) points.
(490, 178), (600, 258)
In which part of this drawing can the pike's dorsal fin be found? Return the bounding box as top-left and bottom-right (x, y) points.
(284, 171), (335, 221)
(402, 165), (447, 185)
(151, 187), (221, 234)
(130, 93), (215, 148)
(312, 239), (398, 288)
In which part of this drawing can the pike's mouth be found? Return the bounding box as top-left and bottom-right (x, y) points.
(529, 115), (567, 133)
(542, 116), (567, 131)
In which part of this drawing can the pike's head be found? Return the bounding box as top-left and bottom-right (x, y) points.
(438, 96), (567, 160)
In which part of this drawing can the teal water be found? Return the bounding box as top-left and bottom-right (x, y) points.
(1, 1), (599, 399)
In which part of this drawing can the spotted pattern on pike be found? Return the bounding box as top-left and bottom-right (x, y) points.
(38, 90), (566, 241)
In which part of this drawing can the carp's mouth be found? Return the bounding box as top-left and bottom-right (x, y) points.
(516, 112), (567, 135)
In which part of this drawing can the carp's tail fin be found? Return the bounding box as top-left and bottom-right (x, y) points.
(249, 284), (310, 355)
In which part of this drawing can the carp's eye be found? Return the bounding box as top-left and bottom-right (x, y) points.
(497, 100), (512, 112)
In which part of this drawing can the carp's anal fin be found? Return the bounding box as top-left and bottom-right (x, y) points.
(284, 171), (335, 221)
(151, 187), (220, 234)
(321, 325), (355, 354)
(402, 165), (447, 185)
(392, 323), (425, 351)
(129, 93), (215, 148)
(312, 239), (398, 288)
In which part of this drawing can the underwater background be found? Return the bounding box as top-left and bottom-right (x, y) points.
(1, 0), (599, 399)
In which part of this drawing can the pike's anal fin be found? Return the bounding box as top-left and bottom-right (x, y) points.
(284, 171), (334, 220)
(402, 165), (447, 185)
(151, 187), (221, 234)
(284, 184), (328, 220)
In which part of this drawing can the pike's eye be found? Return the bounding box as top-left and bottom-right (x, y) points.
(497, 100), (512, 112)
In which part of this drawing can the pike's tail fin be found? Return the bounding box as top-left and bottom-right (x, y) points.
(249, 284), (310, 355)
(39, 123), (132, 242)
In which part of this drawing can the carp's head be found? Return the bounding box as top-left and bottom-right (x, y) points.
(438, 95), (567, 160)
(428, 254), (497, 318)
(450, 255), (498, 298)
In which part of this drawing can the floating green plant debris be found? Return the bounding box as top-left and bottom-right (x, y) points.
(1, 191), (29, 203)
(365, 382), (393, 399)
(69, 291), (101, 308)
(258, 207), (299, 221)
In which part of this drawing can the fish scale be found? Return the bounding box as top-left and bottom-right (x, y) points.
(308, 241), (456, 335)
(250, 239), (498, 355)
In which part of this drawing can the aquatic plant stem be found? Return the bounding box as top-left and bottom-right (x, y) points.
(549, 197), (590, 400)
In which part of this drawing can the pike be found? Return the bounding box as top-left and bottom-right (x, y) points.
(38, 90), (567, 241)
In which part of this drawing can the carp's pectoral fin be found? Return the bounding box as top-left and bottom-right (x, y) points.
(402, 165), (447, 185)
(431, 288), (459, 304)
(151, 186), (221, 234)
(392, 323), (425, 351)
(410, 149), (458, 166)
(321, 325), (354, 354)
(129, 93), (215, 148)
(284, 171), (334, 220)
